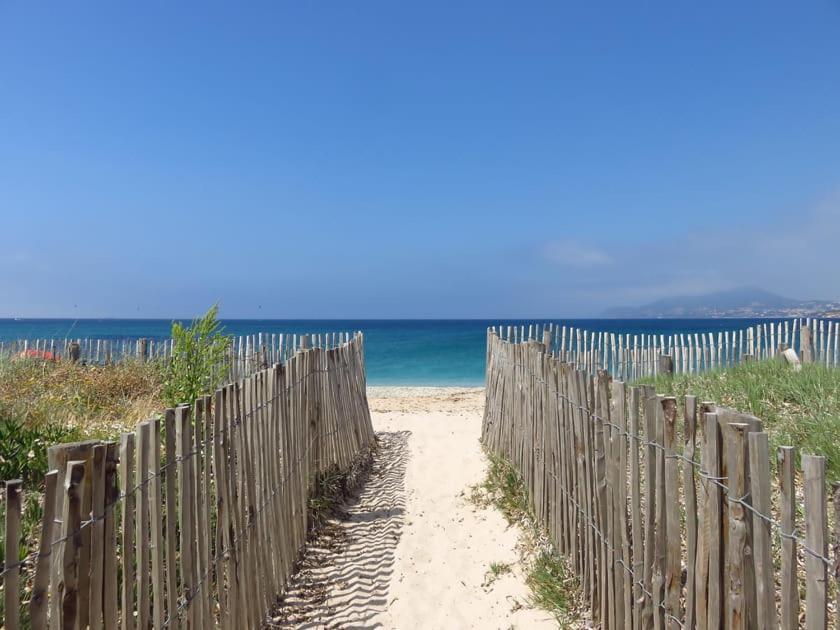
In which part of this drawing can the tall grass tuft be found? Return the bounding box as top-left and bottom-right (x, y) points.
(162, 305), (231, 407)
(637, 359), (840, 477)
(471, 451), (577, 624)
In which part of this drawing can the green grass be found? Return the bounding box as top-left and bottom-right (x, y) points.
(483, 561), (512, 586)
(308, 466), (351, 529)
(527, 552), (571, 617)
(636, 359), (840, 478)
(470, 451), (577, 625)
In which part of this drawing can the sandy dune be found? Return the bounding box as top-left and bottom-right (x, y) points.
(271, 387), (556, 629)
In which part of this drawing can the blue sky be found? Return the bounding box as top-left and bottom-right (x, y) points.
(2, 2), (839, 318)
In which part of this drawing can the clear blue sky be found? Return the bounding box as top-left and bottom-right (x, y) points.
(2, 2), (839, 318)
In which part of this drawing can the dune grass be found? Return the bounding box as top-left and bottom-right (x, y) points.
(471, 451), (578, 625)
(0, 357), (164, 484)
(635, 359), (840, 478)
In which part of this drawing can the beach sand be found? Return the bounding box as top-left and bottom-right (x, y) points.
(272, 387), (556, 629)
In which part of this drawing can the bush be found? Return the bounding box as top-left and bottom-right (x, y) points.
(0, 410), (81, 483)
(162, 305), (232, 407)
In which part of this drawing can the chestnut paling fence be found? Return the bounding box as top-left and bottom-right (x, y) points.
(496, 317), (840, 380)
(482, 328), (838, 630)
(0, 331), (357, 380)
(1, 332), (374, 629)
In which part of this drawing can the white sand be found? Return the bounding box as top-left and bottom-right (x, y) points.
(272, 386), (556, 629)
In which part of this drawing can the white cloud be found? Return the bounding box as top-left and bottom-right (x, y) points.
(523, 189), (840, 315)
(541, 240), (612, 268)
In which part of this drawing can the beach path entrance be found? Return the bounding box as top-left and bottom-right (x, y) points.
(269, 387), (556, 629)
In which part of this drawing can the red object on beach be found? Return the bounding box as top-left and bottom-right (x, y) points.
(18, 349), (60, 361)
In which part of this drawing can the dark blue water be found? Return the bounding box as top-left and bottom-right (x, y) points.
(0, 318), (809, 385)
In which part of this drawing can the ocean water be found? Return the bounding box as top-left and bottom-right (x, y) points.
(0, 318), (808, 386)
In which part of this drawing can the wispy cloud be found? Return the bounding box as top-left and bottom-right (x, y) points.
(541, 240), (612, 268)
(519, 189), (840, 316)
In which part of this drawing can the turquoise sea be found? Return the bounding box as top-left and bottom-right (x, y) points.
(0, 318), (816, 386)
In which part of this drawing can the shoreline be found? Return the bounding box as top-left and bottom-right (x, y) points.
(367, 385), (484, 414)
(367, 384), (484, 395)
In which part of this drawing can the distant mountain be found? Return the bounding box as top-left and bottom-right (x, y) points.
(603, 287), (840, 318)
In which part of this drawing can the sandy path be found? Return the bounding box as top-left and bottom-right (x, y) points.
(271, 387), (556, 629)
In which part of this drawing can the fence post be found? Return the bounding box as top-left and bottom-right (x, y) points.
(68, 341), (81, 363)
(60, 460), (86, 630)
(137, 338), (149, 362)
(28, 471), (58, 629)
(658, 354), (674, 376)
(662, 397), (681, 629)
(803, 454), (827, 629)
(832, 481), (840, 630)
(4, 480), (23, 630)
(801, 325), (814, 363)
(778, 446), (800, 630)
(725, 423), (749, 630)
(748, 432), (777, 629)
(542, 329), (553, 355)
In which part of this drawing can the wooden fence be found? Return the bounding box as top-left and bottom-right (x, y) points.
(0, 331), (357, 380)
(495, 317), (840, 380)
(1, 332), (375, 629)
(482, 329), (838, 629)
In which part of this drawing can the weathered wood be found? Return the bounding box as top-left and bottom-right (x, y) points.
(4, 479), (23, 630)
(629, 386), (644, 630)
(832, 481), (840, 630)
(778, 446), (800, 630)
(662, 397), (680, 629)
(803, 454), (827, 630)
(642, 386), (658, 629)
(119, 433), (136, 630)
(163, 408), (178, 622)
(176, 405), (196, 629)
(658, 354), (674, 376)
(782, 347), (802, 371)
(802, 325), (814, 363)
(88, 444), (106, 630)
(47, 439), (98, 625)
(60, 461), (86, 630)
(0, 333), (376, 628)
(103, 442), (119, 630)
(747, 432), (777, 630)
(136, 422), (151, 630)
(682, 396), (698, 630)
(148, 420), (165, 629)
(725, 423), (749, 630)
(29, 471), (58, 630)
(704, 413), (723, 630)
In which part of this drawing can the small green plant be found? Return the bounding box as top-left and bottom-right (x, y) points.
(162, 305), (232, 407)
(471, 450), (576, 622)
(483, 561), (513, 586)
(527, 552), (573, 623)
(0, 410), (82, 484)
(469, 451), (532, 524)
(308, 466), (349, 530)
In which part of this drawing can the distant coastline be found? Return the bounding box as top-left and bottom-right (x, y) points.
(603, 286), (840, 319)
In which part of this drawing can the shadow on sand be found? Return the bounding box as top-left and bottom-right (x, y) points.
(269, 430), (410, 629)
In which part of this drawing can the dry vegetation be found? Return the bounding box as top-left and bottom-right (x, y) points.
(0, 357), (164, 483)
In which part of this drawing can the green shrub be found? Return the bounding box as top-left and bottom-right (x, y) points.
(0, 409), (82, 484)
(162, 305), (232, 407)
